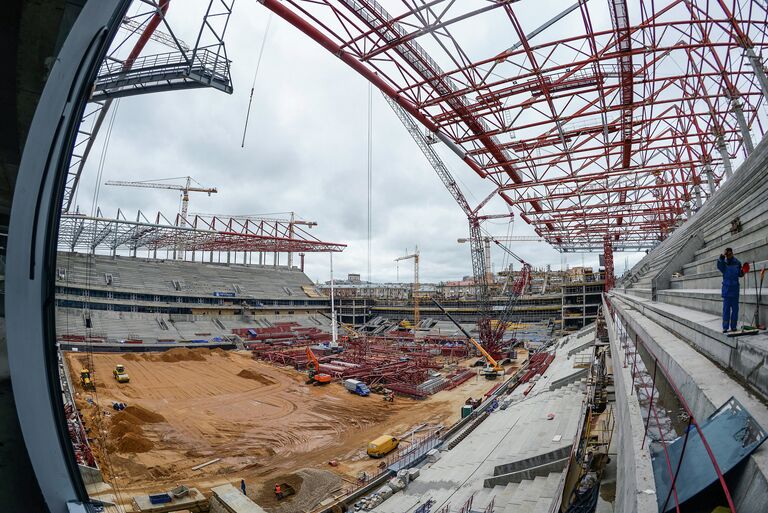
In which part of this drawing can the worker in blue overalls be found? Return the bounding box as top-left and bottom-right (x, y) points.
(717, 247), (744, 332)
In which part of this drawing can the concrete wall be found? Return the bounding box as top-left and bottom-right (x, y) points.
(0, 317), (8, 380)
(603, 298), (658, 513)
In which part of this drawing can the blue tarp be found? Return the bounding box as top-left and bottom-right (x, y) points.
(651, 397), (766, 512)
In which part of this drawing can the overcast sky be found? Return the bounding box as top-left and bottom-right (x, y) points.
(72, 0), (647, 284)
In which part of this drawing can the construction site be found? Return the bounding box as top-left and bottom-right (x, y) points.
(63, 344), (522, 510)
(4, 1), (768, 513)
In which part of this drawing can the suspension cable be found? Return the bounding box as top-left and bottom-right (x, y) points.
(241, 14), (272, 148)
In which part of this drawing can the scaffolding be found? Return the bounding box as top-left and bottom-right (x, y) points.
(57, 210), (345, 258)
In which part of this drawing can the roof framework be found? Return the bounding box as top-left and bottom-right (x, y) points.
(259, 0), (768, 251)
(58, 210), (346, 254)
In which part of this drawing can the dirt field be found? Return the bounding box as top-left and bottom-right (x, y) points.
(65, 348), (524, 511)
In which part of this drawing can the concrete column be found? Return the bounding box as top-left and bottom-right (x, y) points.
(694, 183), (702, 210)
(731, 97), (754, 155)
(684, 200), (691, 218)
(704, 162), (716, 196)
(716, 135), (732, 178)
(745, 46), (768, 100)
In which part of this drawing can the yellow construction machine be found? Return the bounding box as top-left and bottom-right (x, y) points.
(80, 368), (95, 391)
(432, 299), (503, 379)
(113, 364), (130, 383)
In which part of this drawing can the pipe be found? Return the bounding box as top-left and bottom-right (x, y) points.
(124, 0), (171, 70)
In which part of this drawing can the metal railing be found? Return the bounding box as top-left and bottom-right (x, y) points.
(94, 48), (230, 91)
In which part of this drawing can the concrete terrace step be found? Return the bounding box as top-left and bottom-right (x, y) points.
(500, 473), (562, 513)
(608, 292), (768, 513)
(702, 185), (768, 243)
(657, 288), (768, 329)
(612, 291), (768, 401)
(485, 457), (569, 488)
(685, 233), (768, 275)
(672, 258), (768, 289)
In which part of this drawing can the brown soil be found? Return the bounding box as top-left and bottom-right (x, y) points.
(116, 432), (154, 453)
(123, 405), (165, 423)
(109, 419), (144, 439)
(157, 347), (209, 362)
(64, 349), (526, 512)
(254, 468), (342, 513)
(237, 369), (276, 386)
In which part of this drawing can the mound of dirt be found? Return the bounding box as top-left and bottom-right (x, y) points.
(110, 419), (144, 439)
(254, 468), (341, 512)
(158, 348), (210, 362)
(116, 432), (154, 453)
(211, 347), (229, 357)
(122, 353), (142, 361)
(237, 369), (276, 386)
(124, 405), (166, 423)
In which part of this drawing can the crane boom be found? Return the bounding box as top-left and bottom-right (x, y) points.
(104, 180), (217, 193)
(431, 299), (502, 372)
(105, 176), (217, 226)
(385, 96), (501, 352)
(305, 346), (320, 372)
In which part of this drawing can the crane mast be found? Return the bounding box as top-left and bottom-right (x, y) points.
(394, 248), (420, 331)
(385, 95), (507, 353)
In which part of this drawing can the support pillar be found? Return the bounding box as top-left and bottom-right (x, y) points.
(716, 135), (732, 178)
(745, 47), (768, 100)
(299, 252), (305, 272)
(603, 237), (615, 292)
(694, 183), (702, 210)
(731, 97), (754, 155)
(704, 162), (716, 196)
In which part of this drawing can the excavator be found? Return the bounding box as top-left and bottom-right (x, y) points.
(305, 347), (332, 385)
(432, 299), (504, 380)
(80, 368), (95, 391)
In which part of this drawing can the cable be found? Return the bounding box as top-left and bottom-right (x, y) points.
(241, 14), (273, 148)
(367, 81), (373, 286)
(76, 99), (130, 512)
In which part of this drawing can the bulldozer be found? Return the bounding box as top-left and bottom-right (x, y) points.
(80, 368), (95, 391)
(113, 364), (130, 383)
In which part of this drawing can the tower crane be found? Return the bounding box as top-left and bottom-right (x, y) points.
(385, 94), (529, 358)
(395, 247), (420, 331)
(105, 176), (217, 226)
(457, 236), (545, 277)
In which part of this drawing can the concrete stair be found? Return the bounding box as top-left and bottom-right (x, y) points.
(613, 291), (768, 399)
(498, 472), (563, 513)
(621, 138), (768, 296)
